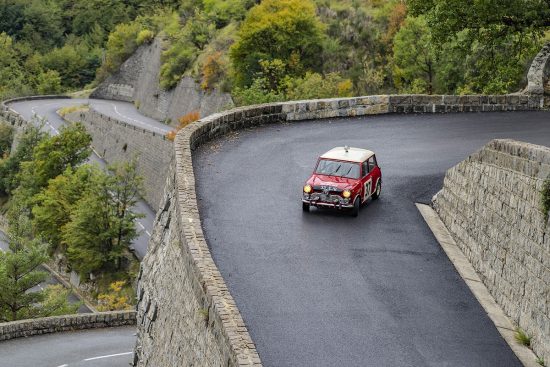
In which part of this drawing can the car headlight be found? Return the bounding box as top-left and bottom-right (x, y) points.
(342, 190), (351, 198)
(304, 185), (312, 193)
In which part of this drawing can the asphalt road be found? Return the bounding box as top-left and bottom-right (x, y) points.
(0, 326), (135, 367)
(194, 111), (550, 367)
(6, 99), (170, 259)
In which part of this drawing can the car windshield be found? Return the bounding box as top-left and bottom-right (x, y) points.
(315, 159), (360, 179)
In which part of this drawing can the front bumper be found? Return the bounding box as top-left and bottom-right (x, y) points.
(302, 193), (353, 209)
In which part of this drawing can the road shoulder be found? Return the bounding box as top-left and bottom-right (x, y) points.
(416, 203), (539, 367)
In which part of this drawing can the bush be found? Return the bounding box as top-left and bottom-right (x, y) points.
(166, 111), (200, 141)
(96, 22), (141, 81)
(233, 78), (285, 106)
(136, 29), (155, 45)
(285, 72), (353, 100)
(160, 41), (196, 89)
(200, 51), (225, 90)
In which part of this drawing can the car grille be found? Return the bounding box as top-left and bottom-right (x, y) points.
(312, 185), (343, 194)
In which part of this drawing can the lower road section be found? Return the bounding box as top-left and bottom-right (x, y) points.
(194, 111), (550, 367)
(0, 326), (135, 367)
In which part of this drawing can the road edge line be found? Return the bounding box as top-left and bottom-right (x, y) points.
(415, 203), (540, 367)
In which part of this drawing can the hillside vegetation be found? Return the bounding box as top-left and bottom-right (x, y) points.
(0, 0), (548, 103)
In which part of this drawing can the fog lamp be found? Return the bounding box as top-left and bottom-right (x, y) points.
(343, 190), (351, 198)
(304, 185), (312, 193)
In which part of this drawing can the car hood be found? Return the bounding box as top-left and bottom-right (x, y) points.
(307, 174), (358, 190)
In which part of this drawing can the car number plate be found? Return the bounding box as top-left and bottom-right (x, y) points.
(320, 194), (328, 201)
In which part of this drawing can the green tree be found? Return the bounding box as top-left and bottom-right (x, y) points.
(0, 215), (48, 322)
(408, 0), (548, 93)
(32, 165), (100, 252)
(392, 16), (437, 94)
(96, 21), (141, 81)
(0, 122), (14, 157)
(0, 121), (45, 195)
(63, 160), (143, 278)
(230, 0), (325, 87)
(17, 123), (91, 201)
(408, 0), (550, 43)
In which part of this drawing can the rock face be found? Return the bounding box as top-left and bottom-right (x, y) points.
(526, 42), (550, 95)
(434, 139), (550, 364)
(91, 37), (234, 124)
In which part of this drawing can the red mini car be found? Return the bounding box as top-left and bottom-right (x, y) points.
(302, 146), (382, 216)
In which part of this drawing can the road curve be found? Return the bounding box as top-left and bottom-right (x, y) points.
(6, 98), (170, 259)
(194, 111), (550, 367)
(0, 326), (135, 367)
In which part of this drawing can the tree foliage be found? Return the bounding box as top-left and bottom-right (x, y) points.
(0, 215), (47, 322)
(230, 0), (325, 88)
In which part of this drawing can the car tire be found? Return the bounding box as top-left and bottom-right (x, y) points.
(372, 181), (381, 200)
(351, 197), (360, 217)
(302, 202), (310, 212)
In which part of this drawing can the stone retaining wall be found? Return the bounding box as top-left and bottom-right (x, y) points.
(433, 139), (550, 363)
(65, 109), (172, 211)
(135, 95), (548, 367)
(0, 311), (136, 341)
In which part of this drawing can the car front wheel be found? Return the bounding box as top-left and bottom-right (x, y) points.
(302, 202), (310, 212)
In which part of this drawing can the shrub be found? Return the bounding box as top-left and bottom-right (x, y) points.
(166, 111), (200, 141)
(97, 281), (132, 311)
(200, 52), (225, 90)
(96, 22), (141, 81)
(160, 41), (196, 89)
(285, 72), (353, 100)
(232, 78), (285, 106)
(136, 29), (155, 45)
(0, 122), (14, 157)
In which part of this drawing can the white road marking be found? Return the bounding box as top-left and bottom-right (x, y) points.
(137, 222), (145, 229)
(84, 351), (133, 361)
(111, 104), (167, 134)
(145, 231), (151, 237)
(56, 364), (68, 367)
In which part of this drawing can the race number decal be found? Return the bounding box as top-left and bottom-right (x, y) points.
(363, 179), (372, 202)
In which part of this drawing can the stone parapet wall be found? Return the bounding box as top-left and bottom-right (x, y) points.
(433, 139), (550, 363)
(0, 311), (136, 341)
(65, 109), (172, 211)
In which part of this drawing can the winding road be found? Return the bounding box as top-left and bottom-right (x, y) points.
(3, 98), (549, 366)
(194, 111), (550, 367)
(0, 326), (135, 367)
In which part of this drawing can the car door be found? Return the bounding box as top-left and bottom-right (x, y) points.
(361, 160), (372, 203)
(369, 155), (381, 190)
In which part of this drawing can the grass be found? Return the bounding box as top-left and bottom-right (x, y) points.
(514, 328), (531, 347)
(58, 104), (89, 117)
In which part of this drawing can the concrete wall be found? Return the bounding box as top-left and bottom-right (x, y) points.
(91, 37), (234, 125)
(0, 311), (136, 341)
(65, 109), (172, 211)
(526, 42), (550, 95)
(135, 94), (547, 367)
(433, 139), (550, 363)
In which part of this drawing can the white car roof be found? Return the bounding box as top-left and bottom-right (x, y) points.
(320, 147), (374, 163)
